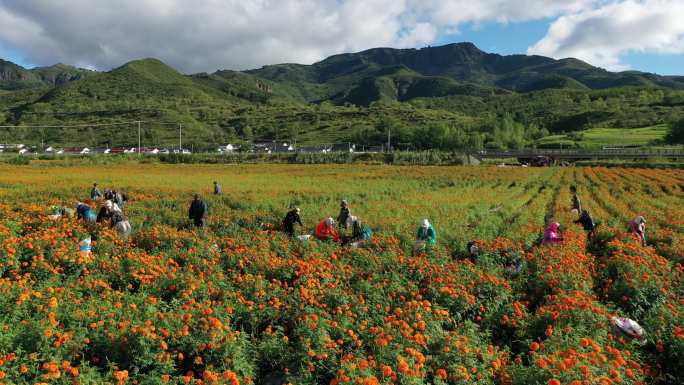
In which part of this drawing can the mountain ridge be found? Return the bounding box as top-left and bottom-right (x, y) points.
(2, 42), (684, 149)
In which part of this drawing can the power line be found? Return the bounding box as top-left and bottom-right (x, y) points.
(0, 121), (138, 128)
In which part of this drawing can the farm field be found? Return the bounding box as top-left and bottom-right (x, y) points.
(535, 125), (669, 149)
(0, 163), (683, 385)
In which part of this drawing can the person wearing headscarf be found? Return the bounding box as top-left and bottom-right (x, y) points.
(213, 181), (222, 195)
(413, 219), (437, 254)
(542, 222), (563, 245)
(97, 200), (121, 224)
(314, 217), (340, 242)
(611, 316), (647, 346)
(282, 207), (303, 237)
(466, 241), (479, 261)
(344, 216), (372, 247)
(113, 190), (128, 209)
(629, 216), (647, 246)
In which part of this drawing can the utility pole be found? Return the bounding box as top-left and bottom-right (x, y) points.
(137, 121), (141, 154)
(179, 123), (182, 151)
(387, 125), (391, 153)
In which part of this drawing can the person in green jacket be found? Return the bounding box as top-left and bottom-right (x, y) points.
(413, 218), (436, 255)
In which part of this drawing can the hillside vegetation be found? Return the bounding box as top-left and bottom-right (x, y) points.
(2, 43), (684, 149)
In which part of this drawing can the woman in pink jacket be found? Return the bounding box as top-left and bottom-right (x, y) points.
(542, 222), (563, 245)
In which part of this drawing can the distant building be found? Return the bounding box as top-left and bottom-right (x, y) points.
(331, 143), (355, 153)
(254, 142), (294, 153)
(218, 144), (239, 153)
(297, 145), (329, 153)
(63, 147), (90, 154)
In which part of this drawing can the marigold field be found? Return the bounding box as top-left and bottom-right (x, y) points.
(0, 163), (683, 385)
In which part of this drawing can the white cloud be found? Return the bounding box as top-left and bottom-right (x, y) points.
(528, 0), (684, 71)
(0, 0), (412, 72)
(408, 0), (598, 27)
(1, 0), (679, 73)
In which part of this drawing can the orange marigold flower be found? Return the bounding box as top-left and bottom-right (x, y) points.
(530, 342), (540, 351)
(114, 370), (129, 383)
(545, 325), (554, 337)
(548, 379), (561, 385)
(223, 370), (240, 385)
(436, 368), (448, 380)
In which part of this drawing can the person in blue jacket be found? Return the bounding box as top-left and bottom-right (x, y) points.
(344, 216), (372, 247)
(75, 201), (96, 222)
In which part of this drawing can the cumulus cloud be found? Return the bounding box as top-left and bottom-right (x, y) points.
(0, 0), (604, 72)
(408, 0), (598, 28)
(1, 0), (676, 73)
(528, 0), (684, 71)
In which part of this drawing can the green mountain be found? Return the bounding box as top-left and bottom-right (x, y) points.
(246, 43), (684, 103)
(2, 43), (684, 150)
(0, 60), (92, 91)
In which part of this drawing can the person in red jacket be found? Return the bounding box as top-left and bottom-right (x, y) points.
(315, 217), (340, 242)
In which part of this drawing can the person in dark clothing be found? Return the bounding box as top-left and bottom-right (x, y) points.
(189, 194), (208, 228)
(282, 207), (303, 236)
(213, 181), (222, 195)
(466, 241), (479, 261)
(575, 209), (597, 238)
(104, 189), (115, 201)
(90, 183), (102, 200)
(337, 200), (350, 231)
(110, 211), (123, 227)
(97, 200), (120, 225)
(570, 186), (581, 212)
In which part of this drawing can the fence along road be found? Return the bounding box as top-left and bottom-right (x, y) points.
(474, 148), (684, 162)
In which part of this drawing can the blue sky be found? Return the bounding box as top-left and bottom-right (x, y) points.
(1, 45), (31, 67)
(437, 21), (684, 76)
(1, 0), (683, 75)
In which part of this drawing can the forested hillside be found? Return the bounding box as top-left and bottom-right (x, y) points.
(2, 43), (684, 150)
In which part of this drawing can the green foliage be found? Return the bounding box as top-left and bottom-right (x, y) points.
(4, 155), (30, 165)
(666, 119), (684, 144)
(3, 44), (684, 150)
